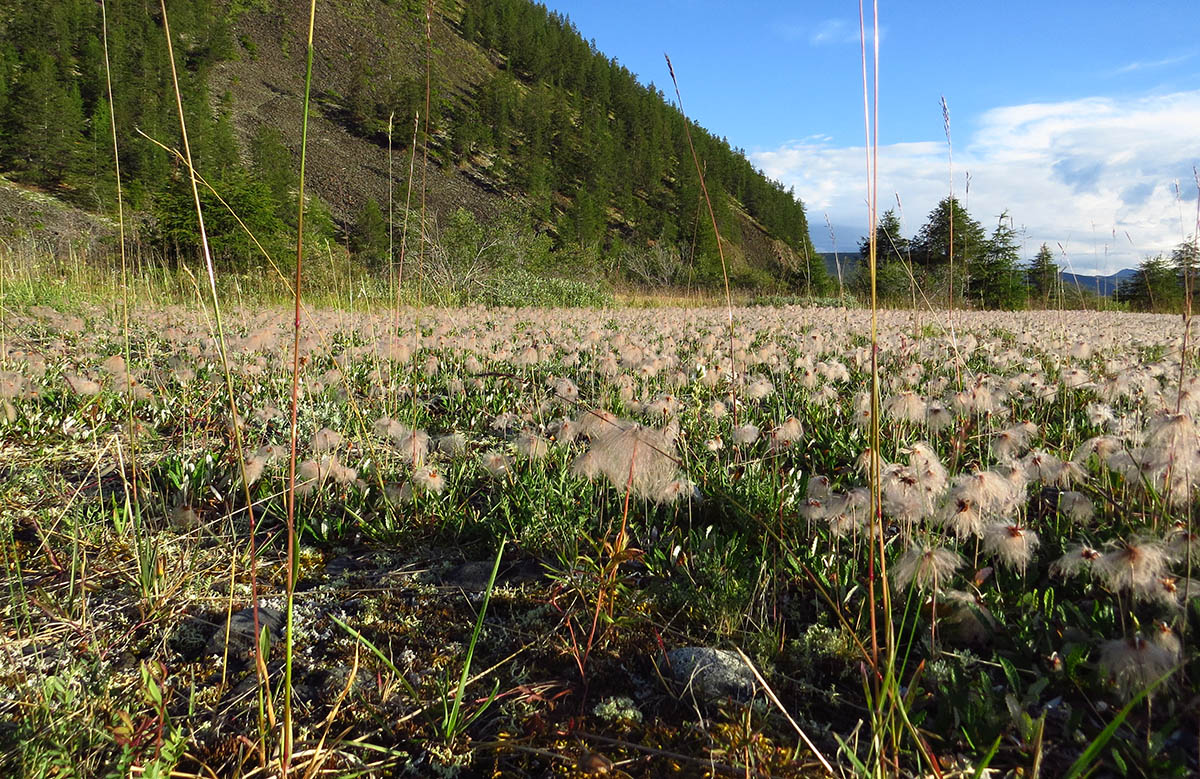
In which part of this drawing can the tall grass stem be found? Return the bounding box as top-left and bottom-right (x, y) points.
(283, 1), (319, 773)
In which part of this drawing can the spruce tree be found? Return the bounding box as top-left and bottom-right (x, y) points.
(856, 209), (912, 300)
(911, 197), (984, 307)
(973, 212), (1027, 309)
(352, 198), (389, 267)
(1117, 255), (1182, 312)
(1025, 243), (1059, 306)
(912, 197), (985, 269)
(250, 126), (297, 224)
(1172, 238), (1199, 304)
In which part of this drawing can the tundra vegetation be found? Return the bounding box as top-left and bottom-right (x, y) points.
(2, 273), (1199, 775)
(3, 0), (1200, 777)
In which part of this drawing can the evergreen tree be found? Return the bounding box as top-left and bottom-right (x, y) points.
(911, 196), (985, 306)
(1117, 255), (1182, 312)
(973, 212), (1027, 309)
(250, 126), (297, 224)
(912, 197), (985, 269)
(352, 198), (389, 267)
(796, 244), (835, 297)
(1172, 238), (1199, 305)
(1025, 243), (1059, 306)
(153, 169), (285, 269)
(855, 209), (912, 300)
(5, 52), (84, 186)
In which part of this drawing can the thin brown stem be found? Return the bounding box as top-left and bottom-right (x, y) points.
(283, 2), (319, 773)
(665, 54), (739, 429)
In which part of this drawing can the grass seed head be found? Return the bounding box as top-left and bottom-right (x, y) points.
(516, 430), (550, 460)
(886, 390), (927, 425)
(1096, 539), (1169, 593)
(891, 543), (963, 592)
(481, 450), (512, 478)
(1050, 542), (1101, 578)
(312, 427), (344, 453)
(1099, 634), (1175, 701)
(983, 523), (1040, 574)
(732, 424), (760, 445)
(412, 464), (446, 495)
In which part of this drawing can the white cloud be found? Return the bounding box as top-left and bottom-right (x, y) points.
(809, 19), (849, 45)
(751, 91), (1200, 274)
(804, 18), (882, 47)
(1111, 52), (1194, 75)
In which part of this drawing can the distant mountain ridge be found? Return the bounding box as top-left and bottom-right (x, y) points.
(1060, 268), (1138, 296)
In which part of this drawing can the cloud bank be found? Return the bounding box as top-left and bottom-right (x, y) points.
(751, 91), (1200, 274)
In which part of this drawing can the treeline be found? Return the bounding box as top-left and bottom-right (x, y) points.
(853, 197), (1033, 309)
(1115, 242), (1199, 313)
(851, 197), (1106, 310)
(851, 197), (1200, 312)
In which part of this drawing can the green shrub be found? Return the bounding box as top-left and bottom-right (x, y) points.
(479, 269), (611, 308)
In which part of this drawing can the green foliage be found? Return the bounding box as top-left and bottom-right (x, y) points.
(249, 125), (297, 224)
(852, 201), (1049, 311)
(972, 212), (1027, 310)
(329, 0), (818, 286)
(480, 269), (612, 308)
(351, 197), (389, 267)
(2, 51), (85, 187)
(1025, 243), (1059, 306)
(855, 209), (915, 302)
(912, 196), (986, 273)
(1, 0), (817, 293)
(417, 208), (611, 306)
(794, 247), (836, 296)
(853, 200), (989, 308)
(1115, 238), (1197, 313)
(151, 170), (286, 268)
(1117, 254), (1185, 312)
(439, 538), (505, 744)
(1171, 238), (1199, 305)
(0, 0), (234, 208)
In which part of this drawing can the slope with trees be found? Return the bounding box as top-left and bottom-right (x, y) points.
(0, 0), (820, 293)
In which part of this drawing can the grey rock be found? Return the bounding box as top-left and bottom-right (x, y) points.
(664, 647), (758, 703)
(322, 663), (372, 702)
(206, 606), (284, 656)
(439, 560), (497, 591)
(437, 557), (545, 591)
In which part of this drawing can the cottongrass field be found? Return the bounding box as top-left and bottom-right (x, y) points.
(1, 299), (1198, 777)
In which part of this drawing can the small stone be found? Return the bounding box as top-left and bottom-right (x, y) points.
(664, 647), (757, 703)
(578, 751), (613, 775)
(439, 560), (497, 591)
(206, 606), (284, 656)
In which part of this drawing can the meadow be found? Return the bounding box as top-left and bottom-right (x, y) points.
(1, 289), (1197, 777)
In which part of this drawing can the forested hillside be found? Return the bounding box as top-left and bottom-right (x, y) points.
(0, 0), (824, 292)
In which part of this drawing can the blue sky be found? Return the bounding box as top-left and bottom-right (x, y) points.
(542, 1), (1200, 272)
